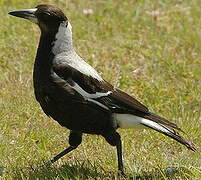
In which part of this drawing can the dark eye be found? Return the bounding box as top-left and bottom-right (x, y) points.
(43, 12), (51, 16)
(38, 11), (51, 20)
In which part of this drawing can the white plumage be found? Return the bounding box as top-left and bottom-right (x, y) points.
(70, 81), (111, 99)
(52, 22), (103, 81)
(113, 113), (174, 134)
(52, 22), (73, 54)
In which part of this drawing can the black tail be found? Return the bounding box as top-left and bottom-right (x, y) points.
(141, 112), (196, 151)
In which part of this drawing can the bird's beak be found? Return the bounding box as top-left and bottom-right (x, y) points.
(8, 8), (38, 23)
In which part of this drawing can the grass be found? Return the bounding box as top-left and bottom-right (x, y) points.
(1, 0), (201, 179)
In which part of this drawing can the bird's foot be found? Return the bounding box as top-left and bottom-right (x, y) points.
(118, 170), (127, 178)
(44, 158), (54, 166)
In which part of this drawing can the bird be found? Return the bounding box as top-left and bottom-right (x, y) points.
(9, 4), (196, 176)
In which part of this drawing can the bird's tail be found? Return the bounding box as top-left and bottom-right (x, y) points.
(113, 113), (196, 151)
(143, 112), (196, 151)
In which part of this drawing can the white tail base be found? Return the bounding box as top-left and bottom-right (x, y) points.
(113, 113), (172, 134)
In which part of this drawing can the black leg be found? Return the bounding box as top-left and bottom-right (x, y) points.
(103, 131), (126, 176)
(49, 145), (77, 163)
(116, 139), (126, 177)
(47, 131), (82, 164)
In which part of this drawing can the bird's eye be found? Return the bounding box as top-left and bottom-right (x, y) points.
(43, 12), (51, 16)
(38, 12), (52, 20)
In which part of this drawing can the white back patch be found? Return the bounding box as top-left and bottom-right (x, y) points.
(66, 53), (103, 81)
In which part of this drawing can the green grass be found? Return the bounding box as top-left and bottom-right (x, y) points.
(1, 0), (201, 179)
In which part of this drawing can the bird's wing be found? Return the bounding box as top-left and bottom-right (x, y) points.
(52, 63), (196, 151)
(52, 63), (182, 131)
(52, 63), (148, 114)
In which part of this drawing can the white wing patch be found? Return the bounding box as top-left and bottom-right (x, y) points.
(88, 99), (109, 110)
(69, 81), (111, 110)
(71, 81), (111, 99)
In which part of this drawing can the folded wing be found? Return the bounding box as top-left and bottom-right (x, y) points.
(52, 63), (196, 151)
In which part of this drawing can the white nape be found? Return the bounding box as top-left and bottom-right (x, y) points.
(52, 21), (73, 54)
(113, 113), (172, 133)
(52, 21), (103, 81)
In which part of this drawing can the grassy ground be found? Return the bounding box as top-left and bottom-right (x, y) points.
(1, 0), (201, 179)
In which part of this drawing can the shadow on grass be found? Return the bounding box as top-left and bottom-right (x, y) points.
(9, 161), (192, 180)
(10, 160), (112, 180)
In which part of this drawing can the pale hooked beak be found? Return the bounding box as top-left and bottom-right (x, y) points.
(8, 8), (38, 23)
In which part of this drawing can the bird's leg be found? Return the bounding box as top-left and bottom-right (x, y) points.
(116, 138), (126, 177)
(103, 131), (126, 176)
(49, 146), (77, 163)
(47, 131), (82, 164)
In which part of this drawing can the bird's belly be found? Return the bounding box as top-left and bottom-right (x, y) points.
(37, 92), (114, 135)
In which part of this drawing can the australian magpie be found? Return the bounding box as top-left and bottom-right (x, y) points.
(9, 4), (195, 176)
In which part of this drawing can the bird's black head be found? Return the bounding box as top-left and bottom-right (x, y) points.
(9, 4), (68, 33)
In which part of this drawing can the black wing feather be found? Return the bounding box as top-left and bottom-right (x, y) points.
(53, 64), (148, 113)
(53, 64), (182, 132)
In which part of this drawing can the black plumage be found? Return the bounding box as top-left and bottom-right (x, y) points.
(9, 4), (196, 176)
